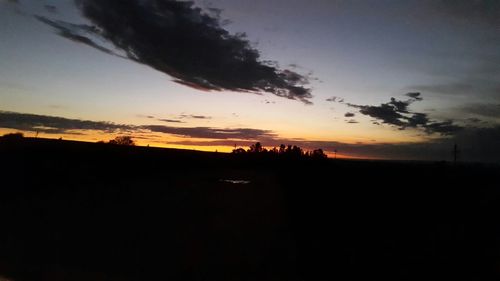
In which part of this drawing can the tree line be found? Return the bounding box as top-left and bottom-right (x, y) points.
(233, 142), (328, 159)
(1, 133), (328, 159)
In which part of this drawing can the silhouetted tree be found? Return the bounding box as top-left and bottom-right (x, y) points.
(231, 141), (328, 160)
(279, 144), (286, 154)
(249, 142), (263, 153)
(109, 136), (135, 146)
(311, 149), (327, 159)
(291, 145), (303, 157)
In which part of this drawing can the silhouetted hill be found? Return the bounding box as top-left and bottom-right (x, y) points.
(0, 138), (499, 280)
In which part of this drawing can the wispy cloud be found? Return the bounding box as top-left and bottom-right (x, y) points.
(158, 119), (184, 124)
(35, 15), (126, 58)
(326, 96), (344, 103)
(179, 114), (212, 120)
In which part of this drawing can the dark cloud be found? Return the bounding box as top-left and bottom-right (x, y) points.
(405, 92), (422, 101)
(344, 112), (355, 118)
(422, 121), (462, 135)
(347, 100), (409, 128)
(158, 119), (184, 123)
(165, 139), (256, 148)
(405, 112), (429, 127)
(0, 111), (273, 140)
(0, 111), (131, 134)
(142, 125), (275, 140)
(37, 0), (313, 104)
(346, 120), (358, 124)
(326, 96), (344, 103)
(345, 93), (463, 135)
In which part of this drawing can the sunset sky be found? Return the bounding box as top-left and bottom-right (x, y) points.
(1, 0), (499, 162)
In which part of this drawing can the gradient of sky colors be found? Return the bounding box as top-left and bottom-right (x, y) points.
(1, 0), (499, 161)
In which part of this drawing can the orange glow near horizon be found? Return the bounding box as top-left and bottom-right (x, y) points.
(0, 128), (391, 160)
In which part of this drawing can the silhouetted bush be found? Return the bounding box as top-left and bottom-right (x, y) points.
(311, 149), (327, 159)
(0, 132), (24, 141)
(109, 136), (135, 146)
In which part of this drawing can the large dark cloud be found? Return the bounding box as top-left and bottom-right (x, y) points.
(343, 93), (463, 135)
(37, 0), (313, 104)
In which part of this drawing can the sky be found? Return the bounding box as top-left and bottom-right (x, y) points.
(0, 0), (499, 162)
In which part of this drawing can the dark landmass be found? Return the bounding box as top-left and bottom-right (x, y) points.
(0, 137), (499, 280)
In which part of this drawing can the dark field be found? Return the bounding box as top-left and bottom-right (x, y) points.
(0, 138), (499, 281)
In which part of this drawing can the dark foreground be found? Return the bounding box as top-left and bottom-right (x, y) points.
(0, 138), (499, 281)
